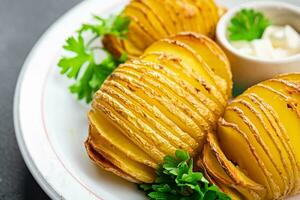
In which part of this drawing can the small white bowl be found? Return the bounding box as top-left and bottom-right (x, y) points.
(216, 1), (300, 92)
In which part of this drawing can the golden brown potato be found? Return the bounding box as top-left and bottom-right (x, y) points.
(199, 73), (300, 199)
(86, 33), (231, 183)
(103, 0), (220, 58)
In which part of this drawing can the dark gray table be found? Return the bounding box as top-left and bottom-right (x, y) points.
(0, 0), (80, 199)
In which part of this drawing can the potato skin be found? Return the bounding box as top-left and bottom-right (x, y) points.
(199, 73), (300, 200)
(86, 33), (231, 183)
(103, 0), (220, 58)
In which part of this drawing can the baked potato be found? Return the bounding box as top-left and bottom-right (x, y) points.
(102, 0), (221, 58)
(85, 33), (232, 183)
(199, 73), (300, 199)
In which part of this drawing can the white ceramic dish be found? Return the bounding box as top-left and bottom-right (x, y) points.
(13, 0), (300, 199)
(217, 1), (300, 91)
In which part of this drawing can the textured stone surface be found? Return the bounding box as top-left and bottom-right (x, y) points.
(0, 0), (80, 199)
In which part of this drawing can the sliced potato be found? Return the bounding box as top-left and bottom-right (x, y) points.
(140, 52), (225, 113)
(88, 125), (156, 183)
(87, 34), (231, 184)
(85, 138), (139, 183)
(207, 131), (265, 193)
(125, 3), (161, 40)
(135, 0), (175, 35)
(202, 144), (236, 185)
(104, 79), (199, 150)
(89, 110), (157, 168)
(232, 96), (295, 194)
(202, 144), (262, 200)
(201, 74), (300, 199)
(277, 73), (300, 85)
(172, 32), (232, 97)
(103, 0), (219, 58)
(228, 103), (289, 195)
(100, 83), (191, 152)
(113, 69), (205, 142)
(144, 38), (227, 104)
(244, 85), (300, 168)
(217, 119), (274, 199)
(127, 59), (217, 125)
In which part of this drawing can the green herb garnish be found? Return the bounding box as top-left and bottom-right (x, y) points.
(228, 9), (271, 41)
(58, 14), (130, 103)
(139, 150), (231, 200)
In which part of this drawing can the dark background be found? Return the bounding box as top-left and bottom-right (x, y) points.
(0, 0), (80, 199)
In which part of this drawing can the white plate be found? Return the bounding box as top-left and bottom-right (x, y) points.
(13, 0), (300, 199)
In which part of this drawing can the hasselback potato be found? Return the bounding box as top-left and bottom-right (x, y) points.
(199, 73), (300, 199)
(103, 0), (220, 58)
(85, 32), (232, 183)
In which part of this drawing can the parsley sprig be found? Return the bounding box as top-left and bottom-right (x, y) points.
(139, 150), (230, 200)
(228, 9), (271, 41)
(58, 14), (130, 103)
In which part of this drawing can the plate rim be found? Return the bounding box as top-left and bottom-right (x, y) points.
(13, 1), (102, 199)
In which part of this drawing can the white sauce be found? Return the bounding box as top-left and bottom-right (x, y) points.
(230, 25), (300, 59)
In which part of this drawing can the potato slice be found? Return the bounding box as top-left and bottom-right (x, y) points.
(104, 79), (198, 151)
(89, 110), (157, 168)
(123, 8), (154, 48)
(125, 3), (160, 40)
(233, 95), (295, 194)
(119, 63), (211, 129)
(92, 91), (165, 162)
(160, 0), (183, 32)
(144, 39), (227, 104)
(184, 0), (207, 34)
(202, 0), (219, 26)
(202, 143), (262, 200)
(202, 144), (237, 185)
(88, 125), (156, 183)
(114, 67), (206, 143)
(140, 52), (225, 114)
(277, 73), (300, 85)
(102, 35), (142, 58)
(166, 38), (228, 98)
(260, 79), (300, 108)
(155, 0), (182, 35)
(207, 131), (265, 193)
(248, 93), (300, 194)
(224, 107), (284, 197)
(100, 83), (194, 153)
(172, 32), (232, 97)
(127, 1), (168, 37)
(176, 0), (200, 32)
(193, 0), (215, 37)
(217, 119), (274, 199)
(244, 85), (300, 167)
(250, 84), (300, 191)
(127, 59), (217, 126)
(135, 0), (176, 35)
(85, 139), (139, 183)
(244, 85), (300, 195)
(228, 102), (290, 195)
(96, 89), (177, 156)
(137, 54), (221, 120)
(109, 71), (205, 144)
(179, 0), (205, 34)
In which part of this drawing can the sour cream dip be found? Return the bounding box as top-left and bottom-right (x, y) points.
(230, 25), (300, 59)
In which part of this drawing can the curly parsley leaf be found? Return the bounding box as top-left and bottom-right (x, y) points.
(79, 14), (130, 38)
(228, 9), (271, 41)
(139, 150), (231, 200)
(58, 14), (130, 103)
